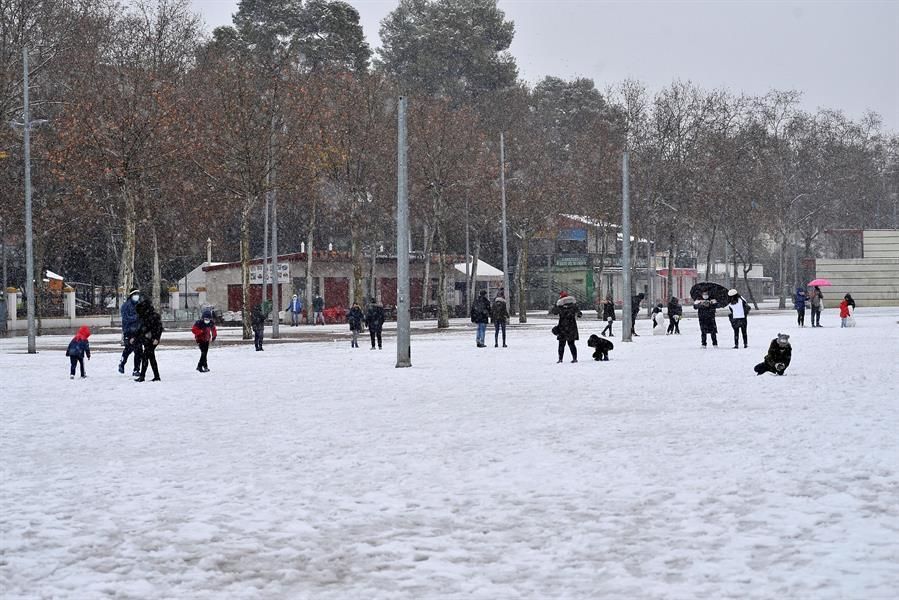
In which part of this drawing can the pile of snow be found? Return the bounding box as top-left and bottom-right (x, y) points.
(1, 308), (897, 598)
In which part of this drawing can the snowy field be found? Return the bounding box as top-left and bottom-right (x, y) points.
(2, 308), (898, 599)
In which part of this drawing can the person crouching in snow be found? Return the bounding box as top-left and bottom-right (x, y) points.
(754, 333), (792, 376)
(587, 334), (613, 361)
(66, 326), (92, 379)
(191, 308), (217, 372)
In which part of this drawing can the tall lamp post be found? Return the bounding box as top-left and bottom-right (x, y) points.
(11, 48), (47, 354)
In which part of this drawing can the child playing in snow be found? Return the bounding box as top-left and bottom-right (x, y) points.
(754, 333), (792, 376)
(191, 308), (217, 372)
(66, 326), (91, 379)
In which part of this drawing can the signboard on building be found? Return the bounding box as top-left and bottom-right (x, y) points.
(250, 263), (290, 284)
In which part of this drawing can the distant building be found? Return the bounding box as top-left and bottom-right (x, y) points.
(815, 229), (899, 306)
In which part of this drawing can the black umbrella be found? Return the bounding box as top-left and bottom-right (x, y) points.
(690, 281), (729, 305)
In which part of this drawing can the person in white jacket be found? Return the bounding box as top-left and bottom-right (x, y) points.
(727, 289), (751, 349)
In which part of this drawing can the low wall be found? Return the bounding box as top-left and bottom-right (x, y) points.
(4, 315), (113, 332)
(815, 258), (899, 307)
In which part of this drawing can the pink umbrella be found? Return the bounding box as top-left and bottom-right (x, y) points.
(808, 278), (832, 287)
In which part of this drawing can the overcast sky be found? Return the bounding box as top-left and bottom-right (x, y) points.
(190, 0), (899, 132)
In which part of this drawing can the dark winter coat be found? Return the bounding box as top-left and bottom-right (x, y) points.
(470, 295), (491, 324)
(587, 333), (614, 360)
(66, 326), (92, 359)
(601, 301), (616, 321)
(764, 339), (792, 372)
(347, 306), (365, 332)
(551, 296), (582, 342)
(693, 298), (719, 333)
(135, 301), (163, 345)
(365, 303), (385, 332)
(312, 296), (324, 312)
(794, 289), (807, 311)
(631, 294), (644, 319)
(491, 297), (509, 323)
(250, 304), (267, 332)
(667, 299), (683, 319)
(120, 299), (141, 336)
(810, 290), (823, 308)
(191, 319), (217, 343)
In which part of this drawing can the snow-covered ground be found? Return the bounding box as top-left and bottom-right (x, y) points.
(2, 308), (898, 599)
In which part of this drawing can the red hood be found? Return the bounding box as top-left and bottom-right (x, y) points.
(75, 326), (91, 340)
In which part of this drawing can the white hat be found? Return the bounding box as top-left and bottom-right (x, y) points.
(727, 289), (738, 297)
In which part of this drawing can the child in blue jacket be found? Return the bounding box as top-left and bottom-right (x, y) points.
(66, 326), (92, 379)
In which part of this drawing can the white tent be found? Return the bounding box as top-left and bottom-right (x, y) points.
(453, 259), (503, 281)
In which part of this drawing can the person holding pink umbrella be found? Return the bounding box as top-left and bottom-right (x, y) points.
(809, 286), (824, 327)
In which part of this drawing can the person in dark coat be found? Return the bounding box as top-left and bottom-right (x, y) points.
(133, 299), (163, 381)
(66, 325), (92, 379)
(470, 289), (491, 348)
(727, 289), (751, 348)
(630, 292), (645, 336)
(666, 297), (682, 334)
(551, 291), (582, 363)
(491, 290), (509, 348)
(754, 333), (792, 375)
(251, 302), (268, 351)
(191, 308), (217, 372)
(347, 302), (364, 348)
(600, 294), (615, 337)
(365, 296), (385, 349)
(693, 292), (719, 347)
(587, 334), (614, 361)
(794, 287), (807, 327)
(119, 288), (143, 376)
(312, 294), (325, 325)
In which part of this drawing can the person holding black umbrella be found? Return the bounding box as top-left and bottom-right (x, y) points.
(693, 291), (719, 348)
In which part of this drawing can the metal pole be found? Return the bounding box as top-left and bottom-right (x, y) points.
(23, 47), (36, 354)
(500, 132), (510, 303)
(396, 97), (411, 368)
(464, 196), (470, 308)
(621, 151), (632, 342)
(270, 168), (279, 339)
(262, 193), (269, 303)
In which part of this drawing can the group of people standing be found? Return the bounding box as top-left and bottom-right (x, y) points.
(117, 289), (164, 381)
(794, 286), (856, 328)
(470, 289), (509, 348)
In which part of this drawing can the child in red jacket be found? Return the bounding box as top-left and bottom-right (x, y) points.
(191, 309), (217, 372)
(66, 326), (91, 379)
(839, 297), (851, 328)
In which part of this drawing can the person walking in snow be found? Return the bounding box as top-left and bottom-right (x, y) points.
(666, 296), (683, 335)
(810, 286), (824, 327)
(600, 294), (615, 337)
(727, 289), (751, 348)
(551, 291), (582, 363)
(133, 299), (163, 381)
(794, 287), (807, 327)
(66, 325), (91, 379)
(347, 302), (364, 348)
(630, 292), (645, 336)
(191, 308), (217, 372)
(251, 301), (268, 351)
(287, 294), (303, 326)
(312, 294), (325, 325)
(754, 333), (792, 376)
(470, 289), (491, 348)
(365, 297), (385, 349)
(693, 291), (719, 348)
(119, 288), (142, 376)
(491, 289), (509, 348)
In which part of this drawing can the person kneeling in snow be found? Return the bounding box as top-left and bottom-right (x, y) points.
(587, 334), (614, 361)
(754, 333), (792, 376)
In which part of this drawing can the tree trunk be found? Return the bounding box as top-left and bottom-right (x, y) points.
(117, 181), (137, 300)
(594, 225), (608, 316)
(468, 235), (480, 304)
(369, 240), (377, 301)
(305, 195), (317, 324)
(240, 203), (252, 340)
(421, 222), (435, 308)
(151, 223), (161, 312)
(778, 231), (787, 309)
(436, 224), (449, 328)
(742, 263), (759, 310)
(517, 235), (529, 323)
(351, 223), (364, 307)
(667, 231), (676, 302)
(704, 224), (717, 281)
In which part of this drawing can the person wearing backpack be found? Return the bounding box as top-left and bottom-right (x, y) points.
(491, 289), (509, 348)
(66, 326), (92, 379)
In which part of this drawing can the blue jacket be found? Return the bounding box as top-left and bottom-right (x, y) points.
(121, 299), (141, 335)
(66, 338), (91, 359)
(288, 297), (303, 313)
(794, 289), (807, 310)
